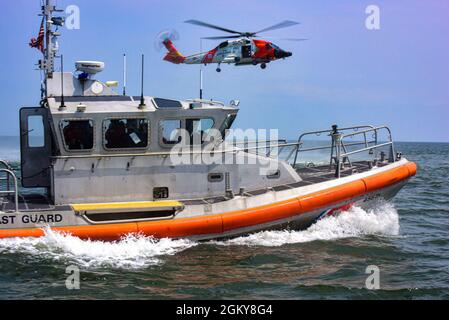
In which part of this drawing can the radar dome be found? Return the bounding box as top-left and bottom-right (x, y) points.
(75, 61), (105, 75)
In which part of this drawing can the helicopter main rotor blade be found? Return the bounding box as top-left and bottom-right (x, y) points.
(282, 38), (308, 42)
(202, 35), (242, 40)
(255, 20), (300, 35)
(263, 37), (309, 42)
(185, 19), (243, 35)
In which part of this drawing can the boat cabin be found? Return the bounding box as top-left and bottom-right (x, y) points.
(18, 69), (299, 205)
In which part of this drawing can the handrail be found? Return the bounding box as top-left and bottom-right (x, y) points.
(232, 139), (287, 145)
(341, 141), (393, 157)
(0, 168), (19, 213)
(339, 125), (394, 159)
(47, 125), (393, 181)
(336, 126), (395, 177)
(292, 125), (395, 178)
(51, 141), (302, 160)
(0, 160), (12, 171)
(297, 140), (376, 153)
(340, 125), (392, 140)
(232, 139), (298, 159)
(293, 125), (377, 167)
(296, 125), (376, 144)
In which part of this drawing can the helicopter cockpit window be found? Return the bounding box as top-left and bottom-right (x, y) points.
(61, 120), (94, 151)
(104, 118), (149, 149)
(218, 41), (229, 48)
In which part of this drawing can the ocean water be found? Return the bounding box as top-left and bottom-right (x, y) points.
(0, 138), (448, 300)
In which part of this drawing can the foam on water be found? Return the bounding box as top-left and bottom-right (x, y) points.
(0, 202), (399, 269)
(216, 202), (400, 247)
(0, 228), (196, 269)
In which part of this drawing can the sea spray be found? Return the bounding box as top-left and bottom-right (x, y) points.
(215, 202), (400, 247)
(0, 228), (196, 269)
(0, 202), (399, 269)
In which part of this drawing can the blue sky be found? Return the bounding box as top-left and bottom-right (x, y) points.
(1, 0), (448, 142)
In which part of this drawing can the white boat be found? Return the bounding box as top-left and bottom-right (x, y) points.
(0, 1), (416, 241)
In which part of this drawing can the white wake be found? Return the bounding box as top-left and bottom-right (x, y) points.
(0, 229), (196, 269)
(0, 202), (399, 269)
(215, 202), (400, 247)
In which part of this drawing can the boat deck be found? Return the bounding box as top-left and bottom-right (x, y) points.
(0, 193), (71, 213)
(0, 161), (387, 213)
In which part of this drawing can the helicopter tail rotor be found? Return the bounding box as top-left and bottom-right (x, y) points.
(154, 29), (180, 52)
(155, 29), (185, 64)
(162, 39), (185, 64)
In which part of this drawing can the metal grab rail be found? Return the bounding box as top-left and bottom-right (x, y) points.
(231, 139), (301, 161)
(49, 125), (392, 180)
(0, 168), (19, 213)
(336, 126), (394, 177)
(292, 125), (377, 167)
(0, 160), (12, 171)
(335, 126), (395, 177)
(292, 125), (395, 178)
(0, 160), (12, 195)
(52, 140), (303, 161)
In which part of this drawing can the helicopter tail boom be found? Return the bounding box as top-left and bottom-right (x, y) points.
(163, 39), (186, 64)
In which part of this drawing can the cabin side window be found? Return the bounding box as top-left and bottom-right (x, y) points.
(186, 118), (214, 145)
(103, 118), (149, 150)
(60, 120), (94, 151)
(160, 120), (182, 145)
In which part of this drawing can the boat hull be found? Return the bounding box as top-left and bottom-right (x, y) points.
(0, 161), (417, 241)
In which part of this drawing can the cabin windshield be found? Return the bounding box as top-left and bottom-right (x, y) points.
(220, 114), (237, 139)
(218, 41), (229, 49)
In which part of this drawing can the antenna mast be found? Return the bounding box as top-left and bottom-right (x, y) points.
(123, 54), (127, 96)
(40, 0), (64, 98)
(200, 69), (203, 100)
(200, 39), (203, 99)
(59, 55), (66, 110)
(138, 54), (146, 109)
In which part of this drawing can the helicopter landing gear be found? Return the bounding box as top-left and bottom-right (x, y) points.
(260, 63), (267, 70)
(216, 64), (221, 72)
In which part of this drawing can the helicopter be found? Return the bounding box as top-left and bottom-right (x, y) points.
(160, 19), (306, 72)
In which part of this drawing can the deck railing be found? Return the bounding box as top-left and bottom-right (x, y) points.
(231, 139), (302, 162)
(52, 140), (304, 161)
(48, 125), (395, 180)
(0, 160), (19, 212)
(292, 125), (395, 178)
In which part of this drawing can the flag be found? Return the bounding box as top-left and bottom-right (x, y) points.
(29, 18), (45, 53)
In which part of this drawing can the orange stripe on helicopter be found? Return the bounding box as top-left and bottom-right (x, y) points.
(202, 48), (217, 64)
